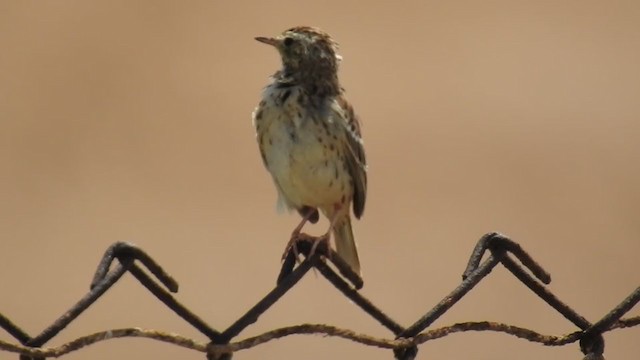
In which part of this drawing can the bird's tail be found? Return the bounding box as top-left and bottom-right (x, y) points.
(333, 215), (361, 276)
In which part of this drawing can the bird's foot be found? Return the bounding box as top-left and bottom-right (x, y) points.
(282, 231), (332, 263)
(281, 230), (303, 262)
(309, 232), (331, 261)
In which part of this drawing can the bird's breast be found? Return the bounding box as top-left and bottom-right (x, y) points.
(254, 85), (350, 209)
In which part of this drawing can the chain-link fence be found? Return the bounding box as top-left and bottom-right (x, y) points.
(1, 232), (638, 359)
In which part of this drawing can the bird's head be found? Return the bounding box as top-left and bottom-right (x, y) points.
(255, 26), (342, 76)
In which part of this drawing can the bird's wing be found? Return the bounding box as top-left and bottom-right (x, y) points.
(333, 95), (367, 219)
(252, 100), (270, 168)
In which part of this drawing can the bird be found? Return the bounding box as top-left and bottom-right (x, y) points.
(252, 26), (367, 276)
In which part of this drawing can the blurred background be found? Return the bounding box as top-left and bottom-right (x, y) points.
(1, 1), (639, 359)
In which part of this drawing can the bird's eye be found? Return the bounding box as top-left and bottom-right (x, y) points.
(283, 37), (294, 47)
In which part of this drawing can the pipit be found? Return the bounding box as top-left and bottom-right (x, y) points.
(252, 26), (367, 276)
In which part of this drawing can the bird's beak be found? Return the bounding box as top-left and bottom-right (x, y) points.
(255, 36), (279, 47)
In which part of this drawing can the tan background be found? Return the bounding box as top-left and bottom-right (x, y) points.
(1, 1), (639, 359)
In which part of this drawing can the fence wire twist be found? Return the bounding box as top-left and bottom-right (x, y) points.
(1, 232), (638, 359)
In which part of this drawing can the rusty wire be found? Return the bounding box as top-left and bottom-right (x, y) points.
(1, 232), (638, 360)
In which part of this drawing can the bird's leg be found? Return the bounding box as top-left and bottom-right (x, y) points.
(309, 209), (340, 260)
(281, 207), (315, 261)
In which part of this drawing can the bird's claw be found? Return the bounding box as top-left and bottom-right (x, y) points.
(309, 233), (331, 261)
(282, 232), (332, 264)
(281, 231), (302, 263)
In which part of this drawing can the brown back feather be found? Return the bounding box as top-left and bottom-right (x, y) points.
(336, 95), (367, 219)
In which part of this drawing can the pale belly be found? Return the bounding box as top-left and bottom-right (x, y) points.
(263, 117), (350, 212)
